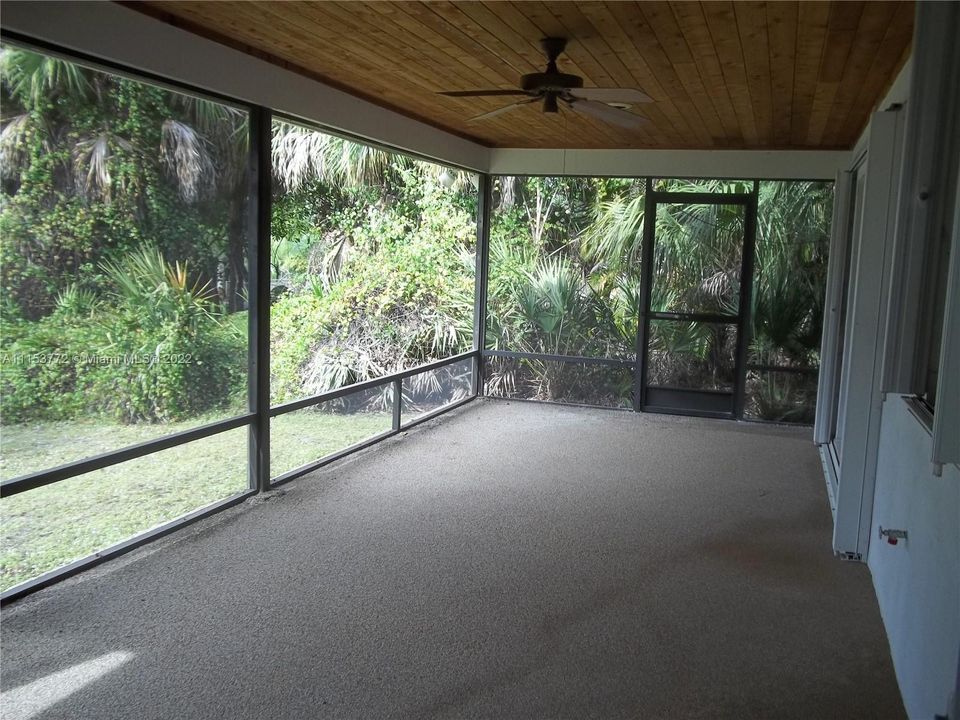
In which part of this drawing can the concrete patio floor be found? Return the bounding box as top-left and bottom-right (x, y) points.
(0, 399), (903, 719)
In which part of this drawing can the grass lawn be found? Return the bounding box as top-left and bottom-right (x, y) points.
(0, 410), (390, 591)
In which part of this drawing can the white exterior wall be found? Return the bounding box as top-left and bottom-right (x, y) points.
(843, 57), (960, 719)
(868, 398), (960, 719)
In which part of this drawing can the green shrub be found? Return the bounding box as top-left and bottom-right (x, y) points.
(0, 314), (96, 422)
(0, 249), (246, 423)
(268, 170), (476, 404)
(80, 312), (245, 423)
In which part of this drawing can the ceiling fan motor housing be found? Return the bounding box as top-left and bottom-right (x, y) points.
(520, 71), (584, 93)
(524, 37), (580, 112)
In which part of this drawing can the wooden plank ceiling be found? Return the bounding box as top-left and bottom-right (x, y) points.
(137, 1), (913, 150)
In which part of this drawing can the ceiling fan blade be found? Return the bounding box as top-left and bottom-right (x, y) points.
(439, 90), (532, 97)
(468, 97), (539, 122)
(569, 88), (653, 104)
(566, 99), (649, 130)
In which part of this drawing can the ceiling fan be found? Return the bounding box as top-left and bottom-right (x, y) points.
(438, 37), (652, 129)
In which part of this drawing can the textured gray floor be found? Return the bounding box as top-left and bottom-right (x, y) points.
(1, 400), (903, 720)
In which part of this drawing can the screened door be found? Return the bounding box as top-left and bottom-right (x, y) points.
(639, 190), (756, 417)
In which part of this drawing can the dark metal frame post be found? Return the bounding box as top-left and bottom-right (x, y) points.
(635, 178), (656, 411)
(392, 378), (403, 431)
(268, 351), (479, 487)
(472, 174), (492, 396)
(733, 181), (760, 418)
(0, 33), (502, 604)
(249, 106), (272, 493)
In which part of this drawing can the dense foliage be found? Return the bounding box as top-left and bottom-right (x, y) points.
(268, 131), (477, 406)
(0, 45), (832, 428)
(485, 177), (832, 419)
(0, 47), (248, 422)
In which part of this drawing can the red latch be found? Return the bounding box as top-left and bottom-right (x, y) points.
(879, 526), (908, 545)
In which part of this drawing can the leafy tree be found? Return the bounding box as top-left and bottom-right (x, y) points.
(268, 121), (477, 406)
(0, 46), (248, 320)
(0, 45), (248, 422)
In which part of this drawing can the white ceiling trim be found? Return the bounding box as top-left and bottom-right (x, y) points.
(488, 148), (852, 180)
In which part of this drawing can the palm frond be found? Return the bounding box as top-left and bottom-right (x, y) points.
(496, 175), (518, 209)
(54, 283), (101, 317)
(271, 121), (401, 192)
(271, 121), (329, 192)
(174, 95), (244, 136)
(0, 113), (34, 180)
(0, 47), (93, 107)
(160, 119), (217, 202)
(101, 247), (217, 330)
(73, 133), (131, 201)
(582, 190), (645, 269)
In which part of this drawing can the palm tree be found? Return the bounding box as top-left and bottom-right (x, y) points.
(586, 177), (832, 362)
(492, 176), (832, 409)
(1, 47), (241, 203)
(270, 119), (477, 195)
(271, 121), (398, 192)
(751, 180), (832, 367)
(1, 45), (252, 312)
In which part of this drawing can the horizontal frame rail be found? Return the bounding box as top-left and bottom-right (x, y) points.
(645, 384), (735, 396)
(0, 413), (256, 498)
(648, 191), (753, 205)
(640, 405), (735, 421)
(270, 351), (479, 417)
(271, 429), (397, 487)
(0, 489), (255, 604)
(271, 395), (477, 487)
(745, 364), (820, 375)
(399, 395), (476, 431)
(482, 349), (635, 368)
(483, 394), (632, 413)
(647, 311), (740, 323)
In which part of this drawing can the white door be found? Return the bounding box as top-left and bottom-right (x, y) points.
(831, 166), (868, 474)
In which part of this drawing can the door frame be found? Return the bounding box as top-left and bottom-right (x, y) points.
(811, 109), (906, 560)
(636, 179), (759, 419)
